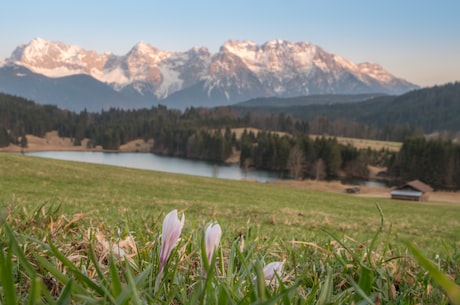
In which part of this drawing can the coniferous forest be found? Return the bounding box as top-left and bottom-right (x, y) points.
(1, 85), (460, 190)
(234, 82), (460, 141)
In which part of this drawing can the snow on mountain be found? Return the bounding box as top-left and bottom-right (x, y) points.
(3, 38), (419, 109)
(358, 62), (394, 83)
(201, 39), (413, 100)
(10, 37), (110, 77)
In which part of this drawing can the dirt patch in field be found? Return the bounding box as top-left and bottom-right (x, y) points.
(119, 139), (153, 153)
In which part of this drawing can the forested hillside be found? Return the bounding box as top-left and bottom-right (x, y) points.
(234, 82), (460, 139)
(233, 94), (384, 107)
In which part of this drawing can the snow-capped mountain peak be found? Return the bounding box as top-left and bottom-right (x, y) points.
(9, 37), (111, 78)
(222, 39), (256, 52)
(3, 38), (419, 110)
(358, 62), (395, 83)
(126, 41), (172, 65)
(132, 40), (154, 52)
(11, 37), (82, 65)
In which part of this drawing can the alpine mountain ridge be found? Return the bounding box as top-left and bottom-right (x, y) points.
(0, 38), (418, 111)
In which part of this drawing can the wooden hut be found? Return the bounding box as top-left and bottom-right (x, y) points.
(390, 180), (433, 202)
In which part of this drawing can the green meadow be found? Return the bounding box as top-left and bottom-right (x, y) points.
(1, 153), (459, 304)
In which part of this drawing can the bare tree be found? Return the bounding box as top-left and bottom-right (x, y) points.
(287, 145), (306, 180)
(312, 158), (327, 181)
(242, 157), (252, 179)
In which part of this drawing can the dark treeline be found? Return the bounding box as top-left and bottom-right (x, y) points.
(2, 92), (460, 189)
(233, 82), (460, 141)
(233, 103), (426, 142)
(300, 115), (424, 141)
(239, 131), (379, 180)
(0, 95), (244, 159)
(389, 137), (460, 190)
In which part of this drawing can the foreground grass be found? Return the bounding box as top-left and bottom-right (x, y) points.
(1, 153), (459, 304)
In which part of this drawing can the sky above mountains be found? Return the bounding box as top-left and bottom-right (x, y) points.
(1, 0), (459, 87)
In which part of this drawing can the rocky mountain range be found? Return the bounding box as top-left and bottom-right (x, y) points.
(0, 38), (418, 111)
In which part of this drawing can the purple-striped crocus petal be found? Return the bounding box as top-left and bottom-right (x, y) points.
(205, 223), (222, 262)
(159, 209), (185, 268)
(263, 261), (284, 281)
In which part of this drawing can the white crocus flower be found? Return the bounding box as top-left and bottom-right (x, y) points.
(262, 261), (284, 281)
(155, 209), (184, 292)
(159, 209), (185, 270)
(205, 223), (222, 262)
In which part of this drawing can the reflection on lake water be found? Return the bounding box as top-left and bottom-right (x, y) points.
(340, 178), (389, 188)
(25, 151), (281, 182)
(24, 151), (388, 187)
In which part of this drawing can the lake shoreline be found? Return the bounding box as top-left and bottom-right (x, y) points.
(0, 131), (243, 164)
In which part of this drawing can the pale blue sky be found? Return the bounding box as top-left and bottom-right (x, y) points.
(1, 0), (459, 87)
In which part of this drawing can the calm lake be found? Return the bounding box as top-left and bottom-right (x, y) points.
(25, 151), (282, 182)
(25, 151), (388, 187)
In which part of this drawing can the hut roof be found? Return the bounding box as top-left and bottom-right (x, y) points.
(399, 180), (433, 193)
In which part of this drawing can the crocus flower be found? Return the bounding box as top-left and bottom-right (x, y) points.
(262, 261), (284, 281)
(155, 209), (185, 292)
(205, 223), (222, 262)
(159, 209), (184, 272)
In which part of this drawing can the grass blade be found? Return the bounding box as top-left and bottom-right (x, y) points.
(407, 241), (460, 305)
(349, 275), (376, 305)
(0, 248), (18, 305)
(353, 265), (374, 303)
(27, 277), (43, 305)
(115, 263), (152, 305)
(87, 243), (106, 282)
(317, 266), (333, 305)
(367, 203), (384, 266)
(4, 225), (37, 277)
(254, 259), (266, 302)
(56, 280), (73, 305)
(124, 264), (142, 305)
(46, 242), (107, 297)
(109, 255), (123, 298)
(33, 254), (86, 295)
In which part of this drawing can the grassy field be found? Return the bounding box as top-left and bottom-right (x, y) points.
(310, 134), (402, 151)
(230, 128), (401, 152)
(1, 153), (459, 304)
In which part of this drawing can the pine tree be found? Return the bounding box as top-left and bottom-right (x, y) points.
(20, 134), (28, 148)
(0, 127), (9, 147)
